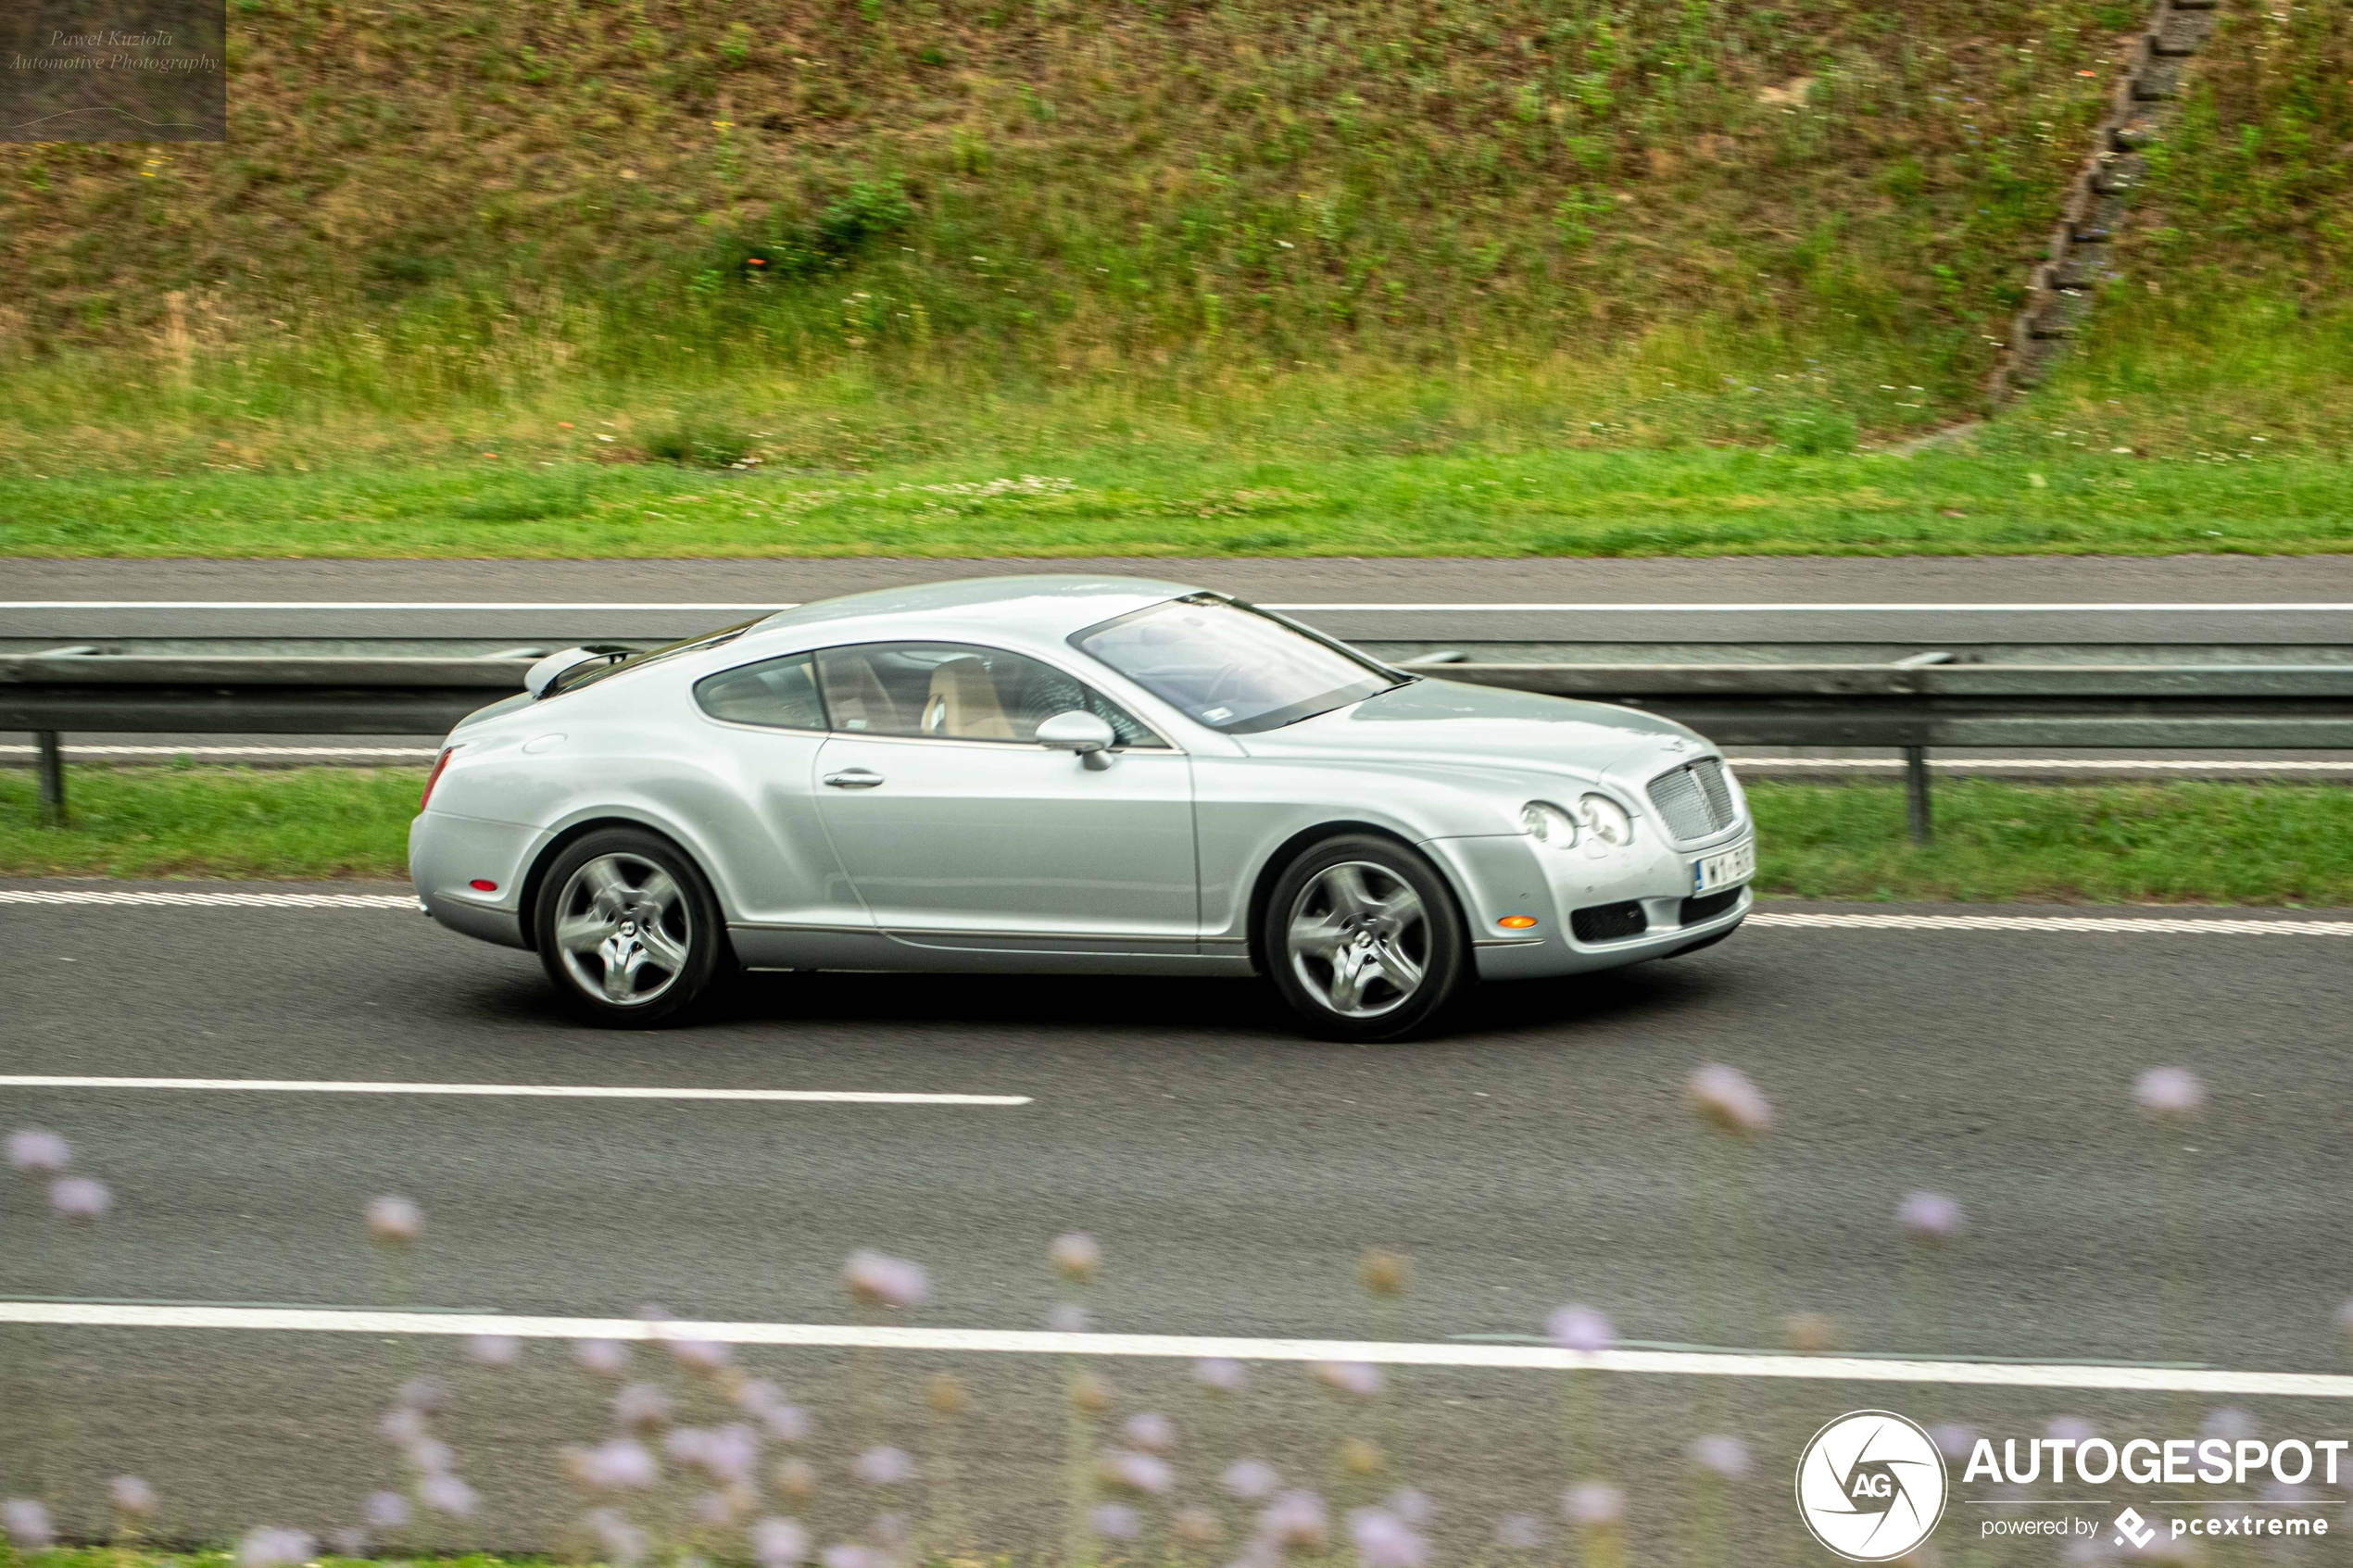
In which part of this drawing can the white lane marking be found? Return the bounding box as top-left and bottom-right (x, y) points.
(0, 745), (440, 759)
(0, 1075), (1028, 1106)
(0, 890), (420, 909)
(8, 599), (2352, 614)
(6, 889), (2348, 933)
(1749, 912), (2353, 936)
(0, 1301), (2342, 1397)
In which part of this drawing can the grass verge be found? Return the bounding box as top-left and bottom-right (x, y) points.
(6, 768), (2350, 906)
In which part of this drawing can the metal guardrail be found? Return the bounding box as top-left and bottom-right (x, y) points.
(7, 651), (2353, 840)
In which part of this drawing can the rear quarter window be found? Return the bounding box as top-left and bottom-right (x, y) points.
(695, 653), (825, 730)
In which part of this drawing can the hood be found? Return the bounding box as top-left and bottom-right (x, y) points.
(1239, 677), (1705, 781)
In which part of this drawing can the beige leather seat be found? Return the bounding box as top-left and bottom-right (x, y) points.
(922, 656), (1015, 739)
(823, 654), (901, 733)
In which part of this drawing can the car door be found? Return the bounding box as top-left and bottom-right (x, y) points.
(809, 641), (1198, 952)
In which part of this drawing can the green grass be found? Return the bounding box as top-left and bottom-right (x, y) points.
(8, 767), (2351, 907)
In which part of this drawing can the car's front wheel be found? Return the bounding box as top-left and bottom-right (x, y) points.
(534, 828), (728, 1027)
(1262, 834), (1469, 1041)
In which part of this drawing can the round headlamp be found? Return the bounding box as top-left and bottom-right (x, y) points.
(1521, 800), (1579, 847)
(1577, 792), (1635, 847)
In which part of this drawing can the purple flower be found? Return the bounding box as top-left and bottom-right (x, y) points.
(378, 1407), (428, 1447)
(1384, 1489), (1433, 1527)
(694, 1488), (742, 1527)
(1561, 1481), (1625, 1527)
(362, 1491), (410, 1531)
(6, 1128), (69, 1174)
(585, 1509), (648, 1567)
(1049, 1303), (1092, 1333)
(1088, 1503), (1142, 1542)
(418, 1474), (479, 1517)
(577, 1437), (659, 1491)
(329, 1529), (370, 1559)
(1122, 1411), (1176, 1452)
(1687, 1063), (1773, 1133)
(614, 1382), (673, 1428)
(573, 1337), (631, 1376)
(1173, 1506), (1224, 1546)
(1259, 1490), (1329, 1551)
(364, 1195), (423, 1244)
(1194, 1356), (1247, 1393)
(1051, 1232), (1102, 1282)
(1101, 1449), (1174, 1496)
(843, 1250), (929, 1310)
(1931, 1423), (1978, 1461)
(1688, 1435), (1750, 1478)
(819, 1547), (875, 1568)
(50, 1175), (111, 1221)
(735, 1377), (784, 1415)
(670, 1337), (731, 1374)
(1312, 1359), (1382, 1397)
(396, 1377), (447, 1413)
(1347, 1507), (1428, 1568)
(2134, 1066), (2207, 1120)
(702, 1424), (761, 1484)
(1223, 1458), (1280, 1501)
(1493, 1513), (1544, 1551)
(467, 1333), (522, 1366)
(2048, 1415), (2100, 1446)
(1897, 1190), (1966, 1243)
(762, 1404), (812, 1444)
(2201, 1408), (2257, 1442)
(850, 1446), (914, 1486)
(1546, 1304), (1615, 1353)
(3, 1499), (56, 1549)
(236, 1527), (317, 1568)
(752, 1518), (810, 1568)
(404, 1436), (455, 1475)
(109, 1475), (157, 1516)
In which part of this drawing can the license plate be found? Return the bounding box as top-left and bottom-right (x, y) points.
(1692, 839), (1755, 894)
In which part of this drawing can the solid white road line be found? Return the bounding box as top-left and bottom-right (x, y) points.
(9, 599), (2353, 614)
(0, 1075), (1028, 1106)
(0, 889), (420, 909)
(7, 888), (2350, 933)
(0, 1300), (2343, 1398)
(1748, 911), (2353, 936)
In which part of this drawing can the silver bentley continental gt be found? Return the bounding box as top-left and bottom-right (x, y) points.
(410, 575), (1754, 1039)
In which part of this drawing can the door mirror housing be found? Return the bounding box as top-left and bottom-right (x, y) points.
(1036, 709), (1117, 769)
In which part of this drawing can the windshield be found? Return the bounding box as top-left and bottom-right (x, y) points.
(1073, 595), (1403, 734)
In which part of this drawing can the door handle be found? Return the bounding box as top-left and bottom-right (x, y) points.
(823, 768), (885, 789)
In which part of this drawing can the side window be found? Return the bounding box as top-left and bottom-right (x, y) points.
(694, 653), (825, 730)
(813, 642), (1165, 746)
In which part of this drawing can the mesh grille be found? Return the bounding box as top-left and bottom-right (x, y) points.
(1647, 758), (1738, 841)
(1680, 888), (1742, 926)
(1570, 900), (1649, 943)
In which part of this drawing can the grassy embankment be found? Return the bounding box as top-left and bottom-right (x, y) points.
(6, 767), (2350, 906)
(0, 0), (2347, 555)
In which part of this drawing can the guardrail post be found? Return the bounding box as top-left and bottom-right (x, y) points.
(1904, 746), (1932, 845)
(34, 731), (68, 826)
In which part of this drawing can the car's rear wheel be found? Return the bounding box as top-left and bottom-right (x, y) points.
(534, 828), (727, 1027)
(1262, 834), (1469, 1041)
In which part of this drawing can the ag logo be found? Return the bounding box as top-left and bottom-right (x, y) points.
(1794, 1410), (1949, 1562)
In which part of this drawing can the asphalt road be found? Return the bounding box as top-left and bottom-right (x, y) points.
(6, 887), (2351, 1555)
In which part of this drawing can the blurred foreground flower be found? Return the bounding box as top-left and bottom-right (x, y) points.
(574, 1337), (631, 1375)
(1313, 1359), (1383, 1397)
(1494, 1512), (1545, 1550)
(752, 1517), (811, 1568)
(468, 1333), (522, 1366)
(2134, 1066), (2207, 1121)
(851, 1445), (914, 1486)
(571, 1437), (658, 1491)
(362, 1490), (409, 1531)
(2048, 1415), (2099, 1445)
(1051, 1231), (1102, 1281)
(1122, 1411), (1176, 1451)
(614, 1382), (673, 1428)
(236, 1527), (317, 1568)
(50, 1174), (110, 1220)
(1547, 1304), (1615, 1353)
(418, 1474), (479, 1517)
(6, 1127), (69, 1174)
(1688, 1435), (1750, 1478)
(396, 1376), (446, 1412)
(1782, 1311), (1838, 1352)
(1174, 1506), (1223, 1545)
(2200, 1408), (2257, 1441)
(1100, 1449), (1173, 1495)
(926, 1372), (969, 1416)
(1386, 1488), (1433, 1527)
(1562, 1481), (1626, 1527)
(365, 1195), (423, 1244)
(1088, 1502), (1141, 1541)
(1194, 1356), (1247, 1392)
(1687, 1064), (1773, 1134)
(1897, 1190), (1966, 1243)
(774, 1457), (817, 1500)
(1223, 1458), (1280, 1500)
(1259, 1489), (1330, 1551)
(109, 1475), (157, 1517)
(1348, 1505), (1428, 1568)
(1930, 1423), (1978, 1461)
(1068, 1369), (1114, 1413)
(1048, 1302), (1092, 1333)
(2, 1499), (55, 1549)
(843, 1249), (928, 1309)
(1359, 1248), (1411, 1297)
(585, 1507), (648, 1567)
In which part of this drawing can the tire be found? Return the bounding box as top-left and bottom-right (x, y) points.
(1260, 834), (1471, 1042)
(533, 827), (729, 1027)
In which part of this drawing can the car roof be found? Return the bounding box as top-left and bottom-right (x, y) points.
(746, 573), (1202, 644)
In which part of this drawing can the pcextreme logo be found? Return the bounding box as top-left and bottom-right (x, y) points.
(1794, 1410), (1951, 1562)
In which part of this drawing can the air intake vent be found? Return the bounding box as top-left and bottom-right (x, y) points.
(1680, 888), (1742, 926)
(1570, 900), (1648, 943)
(1647, 758), (1738, 842)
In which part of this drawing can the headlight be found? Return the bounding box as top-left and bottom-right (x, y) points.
(1577, 793), (1634, 847)
(1521, 800), (1579, 847)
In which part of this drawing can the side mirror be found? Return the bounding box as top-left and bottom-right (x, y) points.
(1036, 709), (1117, 770)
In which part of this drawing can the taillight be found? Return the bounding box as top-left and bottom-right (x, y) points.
(420, 746), (458, 812)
